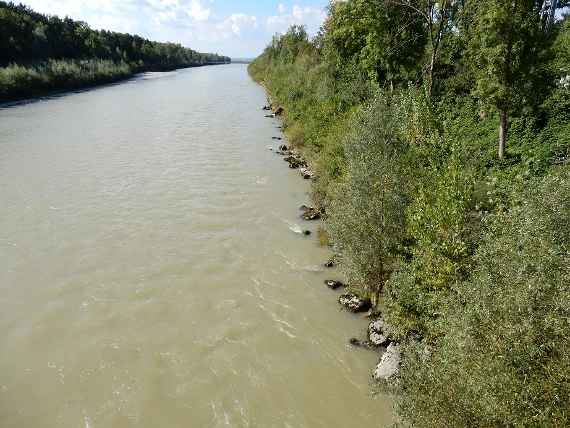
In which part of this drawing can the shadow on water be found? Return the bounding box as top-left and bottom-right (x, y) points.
(0, 70), (180, 110)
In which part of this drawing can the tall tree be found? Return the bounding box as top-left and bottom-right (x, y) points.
(385, 0), (458, 96)
(324, 0), (426, 86)
(468, 0), (549, 159)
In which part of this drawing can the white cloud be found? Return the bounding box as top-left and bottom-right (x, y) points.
(18, 0), (329, 57)
(266, 3), (326, 36)
(216, 13), (258, 38)
(187, 0), (211, 21)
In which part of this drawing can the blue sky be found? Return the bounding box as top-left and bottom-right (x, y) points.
(20, 0), (330, 58)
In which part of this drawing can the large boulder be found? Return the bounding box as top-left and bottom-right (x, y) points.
(373, 343), (401, 381)
(338, 293), (371, 313)
(368, 318), (395, 347)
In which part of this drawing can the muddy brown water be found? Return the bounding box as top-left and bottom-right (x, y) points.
(0, 64), (393, 427)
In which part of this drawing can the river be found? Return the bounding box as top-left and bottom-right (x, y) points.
(0, 64), (392, 427)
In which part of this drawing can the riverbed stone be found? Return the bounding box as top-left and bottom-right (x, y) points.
(300, 207), (321, 221)
(324, 279), (345, 290)
(300, 167), (315, 180)
(349, 338), (375, 349)
(373, 343), (401, 381)
(278, 144), (288, 151)
(284, 155), (307, 169)
(368, 318), (394, 347)
(338, 293), (371, 313)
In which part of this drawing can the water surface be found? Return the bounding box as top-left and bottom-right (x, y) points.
(0, 64), (392, 427)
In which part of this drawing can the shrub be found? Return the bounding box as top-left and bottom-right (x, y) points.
(396, 166), (570, 427)
(327, 94), (409, 304)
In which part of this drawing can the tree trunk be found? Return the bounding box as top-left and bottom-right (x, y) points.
(428, 48), (436, 97)
(499, 110), (508, 160)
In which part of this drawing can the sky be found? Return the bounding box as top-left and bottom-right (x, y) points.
(20, 0), (330, 58)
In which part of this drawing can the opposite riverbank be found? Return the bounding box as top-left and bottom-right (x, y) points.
(249, 8), (570, 427)
(0, 59), (230, 103)
(0, 1), (230, 103)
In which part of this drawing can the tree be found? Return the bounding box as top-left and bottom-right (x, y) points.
(324, 0), (427, 86)
(327, 94), (409, 304)
(385, 0), (459, 96)
(467, 0), (557, 159)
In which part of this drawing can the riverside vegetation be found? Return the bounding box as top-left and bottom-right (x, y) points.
(0, 1), (230, 101)
(249, 1), (570, 426)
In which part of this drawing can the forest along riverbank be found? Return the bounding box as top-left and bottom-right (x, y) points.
(261, 96), (400, 384)
(0, 1), (231, 103)
(0, 64), (393, 428)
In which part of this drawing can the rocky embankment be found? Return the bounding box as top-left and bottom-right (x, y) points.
(262, 100), (402, 383)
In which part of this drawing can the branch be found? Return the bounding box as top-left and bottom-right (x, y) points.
(384, 0), (432, 26)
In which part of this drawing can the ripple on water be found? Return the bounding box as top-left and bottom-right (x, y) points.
(0, 64), (393, 428)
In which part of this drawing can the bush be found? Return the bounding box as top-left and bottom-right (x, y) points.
(327, 94), (409, 304)
(0, 59), (133, 101)
(396, 166), (570, 427)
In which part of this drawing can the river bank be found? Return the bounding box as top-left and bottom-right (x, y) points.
(248, 15), (570, 426)
(0, 60), (230, 104)
(258, 89), (402, 386)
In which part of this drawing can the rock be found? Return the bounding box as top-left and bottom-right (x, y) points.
(338, 293), (372, 313)
(368, 319), (394, 347)
(300, 207), (321, 221)
(349, 338), (375, 349)
(373, 343), (401, 381)
(273, 106), (284, 116)
(300, 167), (315, 180)
(265, 114), (275, 118)
(262, 105), (271, 111)
(272, 136), (283, 141)
(324, 258), (335, 268)
(284, 155), (307, 169)
(303, 230), (312, 236)
(324, 279), (345, 290)
(279, 144), (288, 151)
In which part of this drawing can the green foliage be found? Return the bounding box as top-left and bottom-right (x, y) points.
(0, 1), (229, 68)
(327, 94), (409, 303)
(0, 59), (132, 99)
(396, 167), (570, 427)
(323, 0), (426, 85)
(0, 1), (230, 101)
(251, 3), (570, 424)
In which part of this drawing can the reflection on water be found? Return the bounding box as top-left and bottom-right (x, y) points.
(0, 64), (392, 427)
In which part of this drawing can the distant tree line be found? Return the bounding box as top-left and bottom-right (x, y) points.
(0, 1), (230, 101)
(0, 1), (230, 68)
